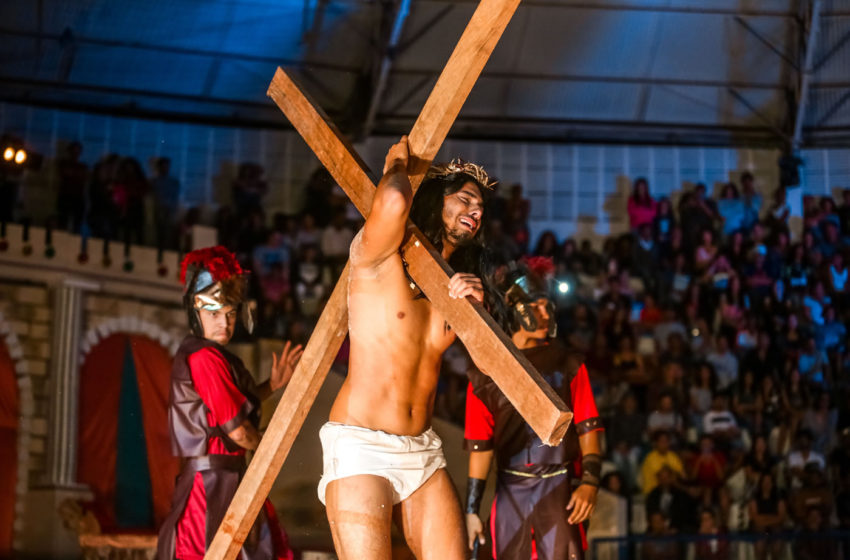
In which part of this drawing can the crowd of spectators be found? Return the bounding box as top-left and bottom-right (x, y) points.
(8, 139), (850, 552)
(518, 175), (849, 557)
(3, 141), (184, 250)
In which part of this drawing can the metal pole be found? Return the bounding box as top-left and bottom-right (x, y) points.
(793, 0), (822, 150)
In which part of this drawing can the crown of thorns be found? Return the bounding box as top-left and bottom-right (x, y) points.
(427, 159), (496, 190)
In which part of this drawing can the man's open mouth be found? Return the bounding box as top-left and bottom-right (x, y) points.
(459, 216), (477, 231)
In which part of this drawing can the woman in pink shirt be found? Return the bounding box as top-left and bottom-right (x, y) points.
(627, 177), (658, 231)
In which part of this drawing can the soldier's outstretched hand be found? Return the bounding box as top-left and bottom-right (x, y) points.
(270, 340), (304, 392)
(566, 483), (597, 524)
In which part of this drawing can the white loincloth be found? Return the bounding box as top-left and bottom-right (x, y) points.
(317, 422), (447, 505)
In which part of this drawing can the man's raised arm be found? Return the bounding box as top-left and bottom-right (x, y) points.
(352, 136), (413, 267)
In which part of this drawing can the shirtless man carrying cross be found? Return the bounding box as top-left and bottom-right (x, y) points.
(317, 136), (492, 559)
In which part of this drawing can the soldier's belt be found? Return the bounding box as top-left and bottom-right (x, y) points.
(500, 467), (569, 479)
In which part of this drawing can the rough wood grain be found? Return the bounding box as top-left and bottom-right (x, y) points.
(78, 534), (157, 549)
(406, 0), (522, 185)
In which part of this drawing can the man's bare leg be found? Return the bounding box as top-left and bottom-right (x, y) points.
(393, 469), (466, 560)
(325, 475), (394, 560)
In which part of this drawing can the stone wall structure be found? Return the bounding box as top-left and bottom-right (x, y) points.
(0, 226), (204, 558)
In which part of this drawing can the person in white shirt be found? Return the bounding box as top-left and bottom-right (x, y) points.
(703, 393), (740, 447)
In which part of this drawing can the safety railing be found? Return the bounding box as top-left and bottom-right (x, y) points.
(589, 530), (850, 560)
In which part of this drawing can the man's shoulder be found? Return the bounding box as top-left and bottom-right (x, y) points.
(187, 344), (230, 371)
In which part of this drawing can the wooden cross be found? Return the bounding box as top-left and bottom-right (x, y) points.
(207, 1), (572, 558)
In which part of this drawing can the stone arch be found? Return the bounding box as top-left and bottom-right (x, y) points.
(80, 316), (181, 361)
(0, 311), (34, 552)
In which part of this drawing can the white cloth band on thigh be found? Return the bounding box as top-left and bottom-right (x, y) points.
(317, 422), (447, 505)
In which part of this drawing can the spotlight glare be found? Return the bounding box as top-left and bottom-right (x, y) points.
(557, 281), (569, 294)
(14, 149), (26, 164)
(3, 147), (13, 161)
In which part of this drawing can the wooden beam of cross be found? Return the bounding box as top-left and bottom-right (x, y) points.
(207, 1), (571, 558)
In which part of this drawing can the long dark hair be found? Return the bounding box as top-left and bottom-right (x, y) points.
(409, 171), (507, 324)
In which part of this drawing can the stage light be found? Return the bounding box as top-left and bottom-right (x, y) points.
(557, 281), (569, 294)
(0, 134), (42, 171)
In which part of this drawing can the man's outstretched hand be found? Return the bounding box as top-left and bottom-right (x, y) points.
(269, 341), (304, 392)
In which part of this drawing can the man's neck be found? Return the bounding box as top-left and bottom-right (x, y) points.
(441, 235), (457, 260)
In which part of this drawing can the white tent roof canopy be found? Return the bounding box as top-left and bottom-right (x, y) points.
(1, 0), (848, 147)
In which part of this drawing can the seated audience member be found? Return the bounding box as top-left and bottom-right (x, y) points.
(565, 303), (595, 353)
(748, 471), (787, 560)
(627, 177), (657, 231)
(653, 197), (675, 244)
(694, 229), (720, 274)
(646, 465), (697, 533)
(641, 511), (682, 560)
(717, 182), (744, 237)
(802, 280), (829, 326)
(744, 434), (776, 477)
(689, 435), (727, 505)
(653, 308), (687, 352)
(293, 244), (325, 314)
(794, 506), (840, 560)
(739, 172), (762, 233)
(259, 262), (291, 308)
(680, 183), (719, 249)
(819, 221), (842, 260)
(252, 230), (292, 277)
(232, 162), (268, 214)
(758, 375), (783, 436)
(640, 431), (685, 495)
(695, 507), (729, 560)
(732, 369), (760, 433)
(294, 213), (321, 251)
(647, 393), (685, 444)
(786, 429), (826, 489)
(649, 361), (686, 407)
(633, 224), (660, 291)
(818, 306), (846, 354)
(767, 186), (791, 230)
(320, 210), (355, 279)
(533, 229), (559, 258)
(705, 335), (738, 392)
(740, 332), (779, 383)
(702, 393), (740, 449)
(801, 391), (838, 455)
(606, 393), (645, 493)
(659, 332), (692, 367)
(789, 463), (834, 526)
(689, 362), (715, 429)
(798, 336), (831, 389)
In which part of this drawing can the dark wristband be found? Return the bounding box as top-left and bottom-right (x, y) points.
(580, 453), (602, 488)
(466, 477), (486, 515)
